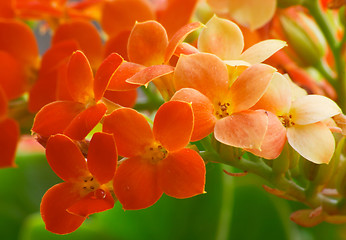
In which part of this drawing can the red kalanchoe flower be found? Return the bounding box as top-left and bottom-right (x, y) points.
(103, 100), (206, 210)
(41, 132), (117, 234)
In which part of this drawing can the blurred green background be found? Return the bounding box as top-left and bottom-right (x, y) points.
(1, 151), (345, 240)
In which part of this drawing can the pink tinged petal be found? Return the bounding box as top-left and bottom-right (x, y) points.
(94, 53), (123, 102)
(214, 110), (268, 149)
(158, 148), (206, 198)
(113, 156), (162, 210)
(171, 88), (216, 141)
(174, 53), (229, 100)
(239, 40), (287, 64)
(66, 50), (94, 104)
(46, 134), (89, 182)
(153, 101), (193, 152)
(287, 123), (335, 164)
(126, 65), (174, 86)
(198, 15), (244, 60)
(174, 42), (199, 56)
(290, 95), (341, 125)
(252, 72), (292, 116)
(228, 0), (276, 30)
(103, 108), (154, 157)
(87, 132), (117, 184)
(107, 62), (145, 91)
(40, 182), (85, 234)
(127, 21), (168, 66)
(67, 190), (114, 217)
(245, 111), (286, 159)
(64, 103), (107, 140)
(230, 64), (276, 113)
(164, 22), (203, 63)
(0, 118), (19, 168)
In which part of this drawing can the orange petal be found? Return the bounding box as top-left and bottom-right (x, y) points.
(100, 0), (155, 38)
(107, 62), (145, 91)
(128, 20), (168, 66)
(46, 134), (89, 182)
(87, 132), (117, 184)
(230, 64), (276, 113)
(287, 122), (335, 164)
(0, 118), (19, 168)
(67, 189), (114, 217)
(94, 53), (123, 101)
(290, 209), (325, 227)
(113, 156), (162, 210)
(52, 20), (103, 68)
(171, 88), (216, 141)
(153, 101), (193, 152)
(245, 111), (286, 159)
(0, 86), (8, 120)
(198, 15), (244, 60)
(103, 89), (138, 108)
(32, 101), (85, 138)
(104, 31), (131, 61)
(214, 110), (268, 149)
(40, 182), (85, 234)
(174, 42), (199, 56)
(64, 102), (107, 140)
(158, 148), (205, 198)
(126, 65), (174, 86)
(174, 53), (229, 100)
(103, 108), (154, 157)
(0, 0), (15, 18)
(164, 21), (203, 63)
(66, 50), (94, 104)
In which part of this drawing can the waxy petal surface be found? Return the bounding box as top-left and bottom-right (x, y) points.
(198, 15), (244, 60)
(87, 132), (117, 185)
(158, 148), (205, 198)
(0, 118), (19, 168)
(0, 86), (7, 120)
(46, 134), (89, 182)
(126, 65), (174, 86)
(214, 110), (268, 149)
(103, 108), (154, 157)
(171, 88), (216, 141)
(174, 53), (229, 100)
(287, 123), (335, 164)
(230, 64), (276, 113)
(153, 101), (193, 152)
(40, 182), (85, 234)
(113, 156), (162, 210)
(104, 89), (138, 108)
(290, 95), (341, 125)
(107, 62), (145, 91)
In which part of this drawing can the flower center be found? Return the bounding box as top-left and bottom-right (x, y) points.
(81, 176), (100, 193)
(278, 114), (295, 128)
(215, 101), (232, 119)
(143, 142), (168, 164)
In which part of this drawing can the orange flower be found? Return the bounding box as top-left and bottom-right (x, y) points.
(103, 100), (206, 210)
(32, 50), (123, 140)
(172, 52), (276, 150)
(41, 132), (117, 234)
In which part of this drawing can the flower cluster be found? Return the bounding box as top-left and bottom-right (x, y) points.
(1, 0), (346, 234)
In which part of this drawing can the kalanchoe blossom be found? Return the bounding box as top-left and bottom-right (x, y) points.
(41, 132), (117, 234)
(172, 52), (276, 151)
(103, 100), (206, 210)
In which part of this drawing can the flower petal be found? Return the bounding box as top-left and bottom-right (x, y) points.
(94, 53), (123, 102)
(104, 31), (131, 61)
(128, 20), (168, 66)
(290, 209), (325, 227)
(66, 50), (94, 104)
(87, 132), (117, 184)
(104, 89), (138, 108)
(171, 88), (216, 141)
(239, 40), (287, 64)
(290, 95), (341, 125)
(0, 118), (19, 168)
(214, 110), (268, 149)
(113, 156), (162, 210)
(287, 123), (335, 164)
(103, 108), (154, 157)
(64, 102), (107, 140)
(107, 62), (145, 91)
(158, 148), (205, 198)
(40, 182), (85, 234)
(174, 53), (229, 100)
(245, 111), (286, 159)
(126, 65), (174, 86)
(198, 15), (244, 60)
(46, 134), (89, 182)
(230, 64), (276, 113)
(32, 101), (85, 138)
(153, 101), (193, 152)
(0, 86), (7, 119)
